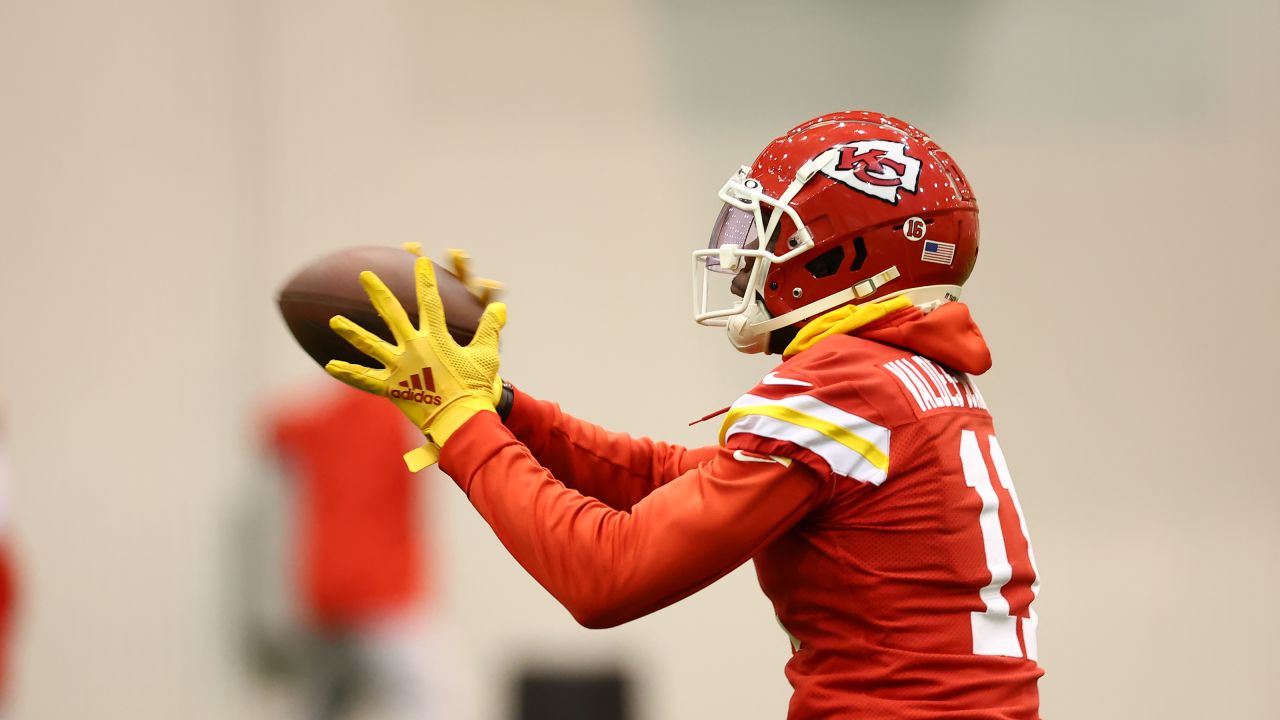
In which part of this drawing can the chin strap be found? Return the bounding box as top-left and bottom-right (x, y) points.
(728, 266), (965, 355)
(750, 266), (903, 337)
(782, 295), (914, 357)
(728, 266), (903, 352)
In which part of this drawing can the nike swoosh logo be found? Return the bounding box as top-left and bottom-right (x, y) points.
(733, 450), (781, 464)
(762, 372), (812, 387)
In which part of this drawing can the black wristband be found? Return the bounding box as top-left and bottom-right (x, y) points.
(495, 380), (515, 421)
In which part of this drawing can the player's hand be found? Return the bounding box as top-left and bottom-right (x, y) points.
(401, 244), (507, 409)
(325, 256), (507, 470)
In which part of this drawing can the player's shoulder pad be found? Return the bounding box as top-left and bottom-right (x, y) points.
(718, 352), (893, 486)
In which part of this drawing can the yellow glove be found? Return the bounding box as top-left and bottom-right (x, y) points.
(398, 244), (505, 469)
(325, 256), (507, 471)
(403, 243), (507, 413)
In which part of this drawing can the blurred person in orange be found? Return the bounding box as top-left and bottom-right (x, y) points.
(254, 382), (445, 720)
(324, 111), (1043, 719)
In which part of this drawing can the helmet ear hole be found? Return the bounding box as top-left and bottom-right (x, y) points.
(804, 246), (845, 279)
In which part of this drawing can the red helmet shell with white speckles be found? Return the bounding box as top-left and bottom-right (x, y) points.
(750, 111), (979, 321)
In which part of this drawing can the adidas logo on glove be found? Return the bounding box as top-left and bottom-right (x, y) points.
(389, 367), (443, 405)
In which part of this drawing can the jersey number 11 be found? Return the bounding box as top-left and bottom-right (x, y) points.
(959, 430), (1040, 661)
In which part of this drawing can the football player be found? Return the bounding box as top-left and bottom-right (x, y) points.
(325, 111), (1044, 719)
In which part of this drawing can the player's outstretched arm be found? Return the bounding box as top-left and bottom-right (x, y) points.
(321, 250), (823, 626)
(409, 245), (713, 506)
(440, 415), (823, 628)
(320, 247), (710, 503)
(499, 385), (717, 511)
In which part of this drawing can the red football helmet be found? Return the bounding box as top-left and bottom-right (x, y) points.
(693, 111), (979, 353)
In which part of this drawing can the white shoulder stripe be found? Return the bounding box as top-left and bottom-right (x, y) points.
(723, 393), (891, 485)
(732, 394), (891, 448)
(724, 414), (888, 485)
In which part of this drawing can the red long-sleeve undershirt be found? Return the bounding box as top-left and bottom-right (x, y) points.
(438, 389), (824, 628)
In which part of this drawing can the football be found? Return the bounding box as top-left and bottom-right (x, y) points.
(277, 245), (486, 368)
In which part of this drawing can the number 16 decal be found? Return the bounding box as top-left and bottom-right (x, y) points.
(959, 430), (1041, 660)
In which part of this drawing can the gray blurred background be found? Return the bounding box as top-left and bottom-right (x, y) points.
(1, 0), (1278, 718)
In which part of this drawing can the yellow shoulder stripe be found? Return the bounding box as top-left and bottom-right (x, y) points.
(719, 404), (890, 472)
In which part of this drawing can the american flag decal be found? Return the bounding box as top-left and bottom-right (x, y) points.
(921, 240), (956, 265)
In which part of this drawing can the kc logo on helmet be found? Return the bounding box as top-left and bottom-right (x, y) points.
(819, 140), (921, 205)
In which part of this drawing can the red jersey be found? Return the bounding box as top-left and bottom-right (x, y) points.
(267, 385), (426, 626)
(724, 303), (1042, 718)
(438, 302), (1042, 719)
